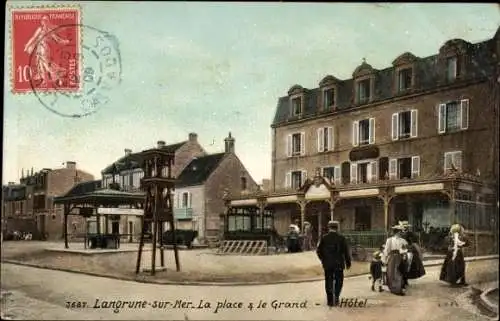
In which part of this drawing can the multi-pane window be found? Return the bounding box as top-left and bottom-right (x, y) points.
(181, 192), (191, 208)
(438, 100), (469, 133)
(323, 88), (335, 109)
(350, 161), (378, 184)
(357, 79), (371, 103)
(352, 118), (375, 146)
(392, 110), (418, 140)
(317, 127), (333, 152)
(285, 170), (307, 189)
(398, 68), (413, 91)
(388, 156), (420, 180)
(286, 132), (305, 157)
(322, 166), (341, 185)
(444, 151), (462, 173)
(291, 97), (302, 116)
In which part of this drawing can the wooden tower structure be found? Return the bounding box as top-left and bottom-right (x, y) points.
(135, 141), (180, 275)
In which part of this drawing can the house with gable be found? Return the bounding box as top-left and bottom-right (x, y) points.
(172, 132), (258, 244)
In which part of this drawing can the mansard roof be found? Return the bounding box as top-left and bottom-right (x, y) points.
(272, 35), (496, 127)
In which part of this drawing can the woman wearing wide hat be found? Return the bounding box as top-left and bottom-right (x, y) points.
(383, 222), (409, 295)
(439, 223), (469, 286)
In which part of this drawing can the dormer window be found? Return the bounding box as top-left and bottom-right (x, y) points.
(322, 87), (335, 110)
(357, 79), (371, 104)
(446, 56), (459, 82)
(292, 97), (302, 116)
(398, 68), (413, 92)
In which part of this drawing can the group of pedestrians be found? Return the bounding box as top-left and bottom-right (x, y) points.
(315, 220), (470, 307)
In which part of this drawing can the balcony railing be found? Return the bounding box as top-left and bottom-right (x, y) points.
(174, 208), (193, 220)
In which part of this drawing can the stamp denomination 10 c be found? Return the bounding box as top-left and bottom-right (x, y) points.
(11, 7), (81, 94)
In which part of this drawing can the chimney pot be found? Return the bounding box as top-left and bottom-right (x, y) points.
(125, 148), (132, 156)
(188, 132), (198, 142)
(66, 161), (76, 169)
(157, 141), (166, 148)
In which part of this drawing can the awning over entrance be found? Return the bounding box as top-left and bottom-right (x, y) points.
(225, 169), (497, 235)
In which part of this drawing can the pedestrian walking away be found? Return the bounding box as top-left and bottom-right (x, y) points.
(316, 220), (351, 307)
(439, 223), (470, 286)
(383, 222), (409, 296)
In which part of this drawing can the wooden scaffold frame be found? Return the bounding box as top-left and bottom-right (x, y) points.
(134, 141), (181, 275)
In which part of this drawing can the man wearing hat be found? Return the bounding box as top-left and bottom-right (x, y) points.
(382, 222), (409, 295)
(316, 220), (351, 307)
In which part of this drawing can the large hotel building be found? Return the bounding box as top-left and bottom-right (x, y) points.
(226, 29), (499, 255)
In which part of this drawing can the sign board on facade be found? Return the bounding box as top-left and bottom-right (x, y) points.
(97, 208), (144, 216)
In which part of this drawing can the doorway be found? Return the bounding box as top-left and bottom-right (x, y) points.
(111, 221), (119, 234)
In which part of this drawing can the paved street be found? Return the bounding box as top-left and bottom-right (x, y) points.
(1, 259), (498, 321)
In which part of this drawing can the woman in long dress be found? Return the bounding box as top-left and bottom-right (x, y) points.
(400, 221), (426, 285)
(439, 224), (469, 286)
(383, 223), (409, 295)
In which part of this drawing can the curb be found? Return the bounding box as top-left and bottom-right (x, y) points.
(479, 287), (499, 315)
(2, 255), (497, 287)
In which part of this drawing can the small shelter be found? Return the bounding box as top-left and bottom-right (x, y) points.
(53, 181), (145, 249)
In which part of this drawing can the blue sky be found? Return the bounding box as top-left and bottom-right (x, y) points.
(3, 2), (499, 184)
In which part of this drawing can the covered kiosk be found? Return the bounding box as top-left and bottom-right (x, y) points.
(53, 182), (145, 249)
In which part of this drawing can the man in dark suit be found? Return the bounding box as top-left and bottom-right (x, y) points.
(316, 220), (351, 307)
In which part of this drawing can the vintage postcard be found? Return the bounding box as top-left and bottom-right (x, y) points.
(2, 2), (499, 321)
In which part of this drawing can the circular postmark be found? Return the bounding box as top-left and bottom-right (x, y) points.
(28, 24), (122, 118)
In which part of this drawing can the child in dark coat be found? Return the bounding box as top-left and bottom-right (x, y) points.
(369, 250), (384, 292)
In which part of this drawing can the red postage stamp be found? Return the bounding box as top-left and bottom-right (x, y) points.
(10, 7), (81, 94)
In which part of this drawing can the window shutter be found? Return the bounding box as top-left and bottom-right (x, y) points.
(341, 162), (351, 185)
(444, 152), (452, 172)
(411, 156), (420, 178)
(370, 161), (378, 183)
(300, 132), (305, 155)
(391, 113), (399, 140)
(317, 128), (324, 152)
(389, 158), (397, 180)
(350, 163), (358, 184)
(438, 103), (447, 134)
(410, 109), (418, 138)
(188, 192), (192, 208)
(460, 99), (469, 130)
(176, 192), (180, 209)
(334, 166), (341, 185)
(352, 121), (359, 146)
(286, 134), (292, 157)
(327, 127), (333, 151)
(301, 171), (307, 186)
(369, 118), (375, 144)
(285, 172), (291, 189)
(453, 151), (462, 171)
(367, 163), (372, 183)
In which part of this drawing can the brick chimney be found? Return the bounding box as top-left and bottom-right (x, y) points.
(188, 132), (198, 142)
(224, 132), (235, 154)
(157, 140), (166, 148)
(66, 161), (76, 170)
(124, 148), (132, 156)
